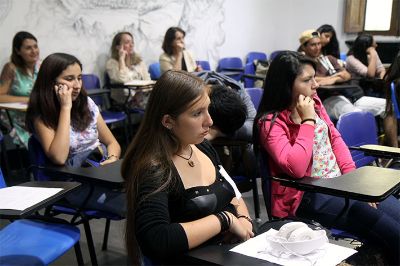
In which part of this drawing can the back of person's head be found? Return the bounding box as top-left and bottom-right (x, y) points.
(121, 70), (207, 265)
(348, 34), (374, 66)
(26, 53), (90, 132)
(11, 31), (37, 69)
(162, 26), (185, 55)
(317, 24), (340, 58)
(110, 31), (141, 65)
(209, 84), (247, 136)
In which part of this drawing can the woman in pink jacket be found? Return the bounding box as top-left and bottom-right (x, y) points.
(254, 51), (399, 264)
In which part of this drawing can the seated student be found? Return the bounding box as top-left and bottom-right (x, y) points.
(121, 70), (254, 264)
(0, 31), (40, 148)
(254, 51), (400, 265)
(196, 71), (256, 142)
(316, 24), (341, 59)
(346, 34), (385, 79)
(346, 34), (386, 98)
(384, 52), (400, 117)
(159, 27), (202, 74)
(207, 84), (247, 140)
(26, 53), (125, 216)
(106, 32), (151, 109)
(299, 29), (397, 147)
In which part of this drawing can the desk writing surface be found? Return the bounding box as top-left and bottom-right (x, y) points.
(86, 89), (110, 96)
(0, 181), (80, 219)
(44, 160), (124, 186)
(0, 102), (28, 111)
(357, 144), (400, 158)
(124, 80), (156, 86)
(274, 166), (400, 202)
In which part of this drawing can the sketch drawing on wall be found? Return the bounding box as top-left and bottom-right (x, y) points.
(2, 0), (225, 78)
(0, 0), (11, 24)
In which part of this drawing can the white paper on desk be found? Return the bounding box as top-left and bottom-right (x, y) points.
(0, 186), (63, 211)
(124, 80), (156, 86)
(230, 229), (357, 266)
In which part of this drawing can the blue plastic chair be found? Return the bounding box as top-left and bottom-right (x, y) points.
(269, 50), (284, 61)
(27, 136), (124, 265)
(390, 82), (400, 120)
(336, 111), (378, 168)
(216, 57), (243, 81)
(245, 87), (263, 110)
(246, 51), (267, 64)
(148, 62), (161, 80)
(340, 52), (347, 61)
(243, 62), (256, 88)
(0, 168), (84, 265)
(196, 60), (211, 71)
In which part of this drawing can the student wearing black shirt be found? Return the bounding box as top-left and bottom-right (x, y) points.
(121, 70), (253, 265)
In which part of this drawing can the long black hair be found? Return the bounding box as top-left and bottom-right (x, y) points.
(317, 24), (340, 59)
(252, 51), (316, 153)
(347, 34), (374, 67)
(384, 51), (400, 113)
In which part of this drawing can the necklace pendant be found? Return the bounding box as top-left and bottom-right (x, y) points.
(188, 160), (195, 167)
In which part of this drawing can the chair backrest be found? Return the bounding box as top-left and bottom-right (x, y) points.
(0, 167), (6, 188)
(336, 111), (378, 168)
(28, 136), (52, 181)
(196, 60), (211, 71)
(243, 62), (255, 88)
(246, 51), (267, 64)
(217, 57), (243, 81)
(148, 62), (161, 80)
(245, 87), (263, 110)
(269, 50), (284, 61)
(257, 150), (274, 220)
(391, 82), (400, 120)
(82, 74), (104, 105)
(217, 57), (243, 71)
(340, 52), (347, 61)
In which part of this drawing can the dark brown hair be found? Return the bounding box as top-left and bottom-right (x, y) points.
(121, 70), (207, 264)
(11, 31), (38, 74)
(26, 53), (91, 133)
(161, 27), (185, 55)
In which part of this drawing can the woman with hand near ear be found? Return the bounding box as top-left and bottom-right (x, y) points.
(254, 51), (400, 265)
(26, 53), (125, 216)
(159, 27), (202, 74)
(122, 70), (253, 265)
(106, 32), (151, 108)
(346, 34), (385, 80)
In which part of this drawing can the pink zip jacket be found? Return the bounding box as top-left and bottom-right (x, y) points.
(258, 96), (355, 218)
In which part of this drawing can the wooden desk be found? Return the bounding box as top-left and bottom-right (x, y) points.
(273, 166), (400, 202)
(0, 181), (81, 219)
(41, 160), (124, 187)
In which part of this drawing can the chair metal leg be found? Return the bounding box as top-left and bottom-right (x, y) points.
(83, 219), (98, 266)
(102, 219), (111, 251)
(251, 175), (261, 220)
(74, 241), (84, 266)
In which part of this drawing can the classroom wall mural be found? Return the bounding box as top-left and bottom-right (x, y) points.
(0, 0), (225, 79)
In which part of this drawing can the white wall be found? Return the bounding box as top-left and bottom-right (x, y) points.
(0, 0), (398, 80)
